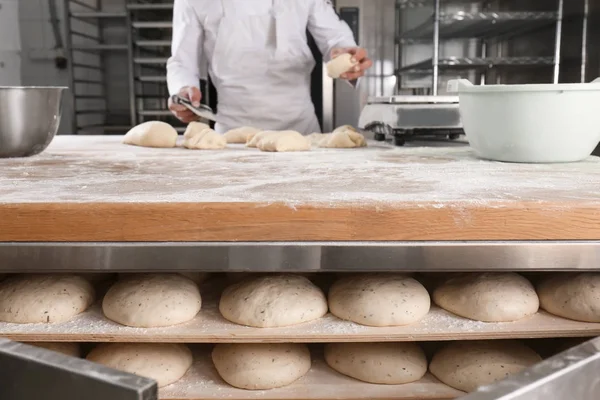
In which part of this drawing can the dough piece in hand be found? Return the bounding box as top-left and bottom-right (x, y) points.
(326, 53), (358, 79)
(223, 126), (261, 144)
(212, 343), (311, 390)
(433, 272), (539, 322)
(325, 342), (427, 384)
(183, 122), (226, 149)
(0, 275), (95, 324)
(537, 272), (600, 322)
(219, 274), (327, 328)
(328, 274), (430, 326)
(257, 130), (311, 152)
(103, 273), (201, 328)
(87, 343), (192, 388)
(123, 121), (178, 148)
(30, 342), (81, 357)
(430, 340), (542, 392)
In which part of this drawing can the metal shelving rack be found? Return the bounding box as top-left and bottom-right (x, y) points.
(63, 0), (131, 134)
(126, 1), (187, 131)
(395, 0), (565, 95)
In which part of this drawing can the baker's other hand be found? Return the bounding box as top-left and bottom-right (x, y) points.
(168, 86), (202, 123)
(331, 47), (373, 80)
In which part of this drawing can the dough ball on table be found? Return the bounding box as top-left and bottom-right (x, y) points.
(429, 340), (542, 392)
(223, 126), (261, 144)
(29, 342), (81, 357)
(0, 275), (95, 324)
(87, 343), (192, 388)
(433, 272), (539, 322)
(328, 274), (430, 326)
(183, 122), (226, 150)
(318, 127), (366, 149)
(123, 121), (178, 148)
(102, 273), (201, 328)
(324, 342), (427, 384)
(247, 130), (310, 152)
(212, 343), (311, 390)
(219, 274), (327, 328)
(326, 53), (358, 79)
(537, 272), (600, 322)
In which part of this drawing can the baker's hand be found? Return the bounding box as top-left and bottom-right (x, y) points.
(331, 47), (373, 80)
(168, 86), (202, 123)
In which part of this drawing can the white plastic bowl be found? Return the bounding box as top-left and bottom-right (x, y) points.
(448, 78), (600, 163)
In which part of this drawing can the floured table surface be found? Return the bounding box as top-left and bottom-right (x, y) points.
(0, 136), (599, 241)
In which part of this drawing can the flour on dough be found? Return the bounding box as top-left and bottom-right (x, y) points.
(429, 340), (541, 392)
(87, 343), (192, 388)
(256, 131), (311, 152)
(326, 53), (358, 79)
(324, 342), (427, 384)
(246, 130), (277, 148)
(183, 122), (226, 149)
(212, 343), (311, 390)
(0, 274), (95, 324)
(223, 126), (261, 144)
(102, 273), (201, 328)
(219, 274), (327, 328)
(328, 273), (430, 326)
(433, 272), (539, 322)
(123, 121), (178, 148)
(30, 342), (81, 357)
(538, 272), (600, 322)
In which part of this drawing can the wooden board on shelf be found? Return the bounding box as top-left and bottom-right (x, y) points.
(2, 298), (600, 343)
(1, 136), (600, 242)
(160, 353), (463, 400)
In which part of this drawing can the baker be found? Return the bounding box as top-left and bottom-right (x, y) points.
(166, 0), (373, 134)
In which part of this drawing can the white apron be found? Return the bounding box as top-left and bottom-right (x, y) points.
(210, 0), (321, 134)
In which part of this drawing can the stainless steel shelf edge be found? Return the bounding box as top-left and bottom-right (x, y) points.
(398, 56), (554, 73)
(0, 242), (599, 273)
(459, 337), (600, 400)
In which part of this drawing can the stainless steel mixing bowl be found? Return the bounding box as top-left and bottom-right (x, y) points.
(0, 86), (67, 158)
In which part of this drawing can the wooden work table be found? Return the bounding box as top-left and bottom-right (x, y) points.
(0, 136), (599, 242)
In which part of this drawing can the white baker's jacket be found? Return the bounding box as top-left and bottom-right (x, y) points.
(166, 0), (358, 134)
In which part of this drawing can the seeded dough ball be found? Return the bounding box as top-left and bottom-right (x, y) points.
(103, 273), (201, 328)
(219, 274), (327, 328)
(325, 342), (427, 384)
(537, 273), (600, 322)
(433, 272), (539, 322)
(0, 274), (95, 324)
(328, 274), (430, 326)
(212, 343), (311, 390)
(87, 343), (192, 388)
(429, 340), (542, 392)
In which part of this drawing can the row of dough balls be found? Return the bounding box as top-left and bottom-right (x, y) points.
(29, 339), (542, 393)
(1, 272), (599, 327)
(123, 121), (366, 152)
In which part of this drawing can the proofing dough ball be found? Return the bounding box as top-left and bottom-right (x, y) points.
(0, 275), (95, 324)
(328, 274), (430, 326)
(30, 342), (81, 357)
(311, 127), (367, 149)
(87, 343), (193, 388)
(433, 272), (539, 322)
(212, 343), (311, 390)
(326, 53), (358, 78)
(183, 122), (226, 149)
(324, 342), (427, 384)
(223, 126), (261, 143)
(429, 340), (542, 392)
(102, 273), (201, 328)
(219, 274), (327, 328)
(537, 273), (600, 322)
(123, 121), (178, 148)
